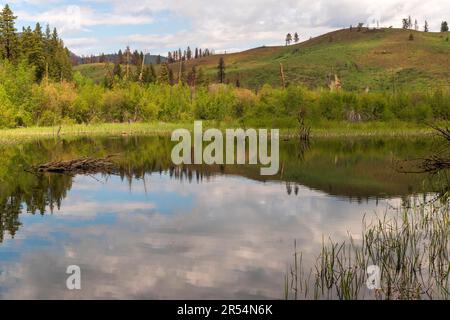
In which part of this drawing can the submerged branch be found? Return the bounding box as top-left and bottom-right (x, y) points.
(31, 155), (119, 175)
(396, 125), (450, 175)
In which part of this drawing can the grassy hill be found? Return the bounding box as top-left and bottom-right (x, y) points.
(74, 28), (450, 92)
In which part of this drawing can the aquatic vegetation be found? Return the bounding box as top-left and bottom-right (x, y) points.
(285, 200), (450, 300)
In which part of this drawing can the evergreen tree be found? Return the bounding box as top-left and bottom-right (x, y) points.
(45, 24), (51, 41)
(45, 28), (72, 81)
(285, 33), (292, 45)
(113, 62), (122, 79)
(294, 32), (299, 43)
(142, 64), (156, 84)
(186, 46), (192, 60)
(20, 26), (33, 59)
(187, 66), (197, 86)
(441, 21), (449, 32)
(168, 68), (174, 85)
(30, 23), (46, 80)
(424, 20), (429, 32)
(402, 18), (409, 29)
(0, 4), (19, 61)
(157, 62), (171, 84)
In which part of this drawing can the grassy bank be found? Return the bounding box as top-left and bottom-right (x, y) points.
(0, 121), (436, 144)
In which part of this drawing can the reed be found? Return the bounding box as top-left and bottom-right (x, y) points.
(285, 200), (449, 300)
(0, 121), (435, 145)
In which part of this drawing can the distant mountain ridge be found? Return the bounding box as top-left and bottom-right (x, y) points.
(71, 52), (167, 65)
(73, 28), (450, 91)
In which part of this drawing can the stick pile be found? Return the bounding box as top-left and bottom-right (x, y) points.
(33, 155), (117, 175)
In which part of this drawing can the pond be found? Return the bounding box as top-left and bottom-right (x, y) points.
(0, 136), (439, 299)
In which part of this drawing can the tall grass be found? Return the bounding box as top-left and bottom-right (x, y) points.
(285, 199), (449, 300)
(0, 121), (437, 145)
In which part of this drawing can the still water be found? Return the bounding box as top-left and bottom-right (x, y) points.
(0, 136), (436, 299)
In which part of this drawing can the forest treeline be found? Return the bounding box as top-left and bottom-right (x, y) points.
(0, 4), (72, 82)
(0, 5), (449, 128)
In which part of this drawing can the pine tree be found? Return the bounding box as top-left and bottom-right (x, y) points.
(168, 68), (174, 84)
(187, 66), (197, 86)
(20, 26), (33, 59)
(112, 62), (122, 79)
(0, 4), (19, 61)
(402, 18), (409, 29)
(142, 64), (156, 84)
(441, 21), (449, 32)
(44, 28), (72, 81)
(186, 46), (192, 60)
(424, 20), (429, 32)
(285, 33), (292, 45)
(157, 62), (171, 84)
(217, 57), (225, 83)
(132, 49), (140, 65)
(45, 24), (51, 41)
(30, 23), (46, 80)
(294, 32), (299, 43)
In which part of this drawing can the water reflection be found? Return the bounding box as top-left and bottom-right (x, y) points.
(0, 136), (439, 299)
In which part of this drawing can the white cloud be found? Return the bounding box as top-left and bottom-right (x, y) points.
(106, 0), (450, 55)
(10, 0), (450, 55)
(16, 5), (153, 34)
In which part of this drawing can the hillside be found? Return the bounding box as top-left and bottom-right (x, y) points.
(74, 28), (450, 91)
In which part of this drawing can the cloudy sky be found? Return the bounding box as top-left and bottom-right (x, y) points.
(3, 0), (449, 56)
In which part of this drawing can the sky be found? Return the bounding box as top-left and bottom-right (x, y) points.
(2, 0), (449, 56)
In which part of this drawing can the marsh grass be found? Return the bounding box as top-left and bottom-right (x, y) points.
(0, 121), (435, 145)
(285, 200), (449, 300)
(0, 122), (191, 144)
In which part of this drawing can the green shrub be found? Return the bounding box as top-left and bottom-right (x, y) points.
(0, 57), (449, 127)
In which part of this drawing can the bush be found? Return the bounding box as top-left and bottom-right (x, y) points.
(0, 58), (449, 127)
(194, 85), (235, 120)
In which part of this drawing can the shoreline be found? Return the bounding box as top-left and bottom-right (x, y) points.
(0, 122), (435, 144)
